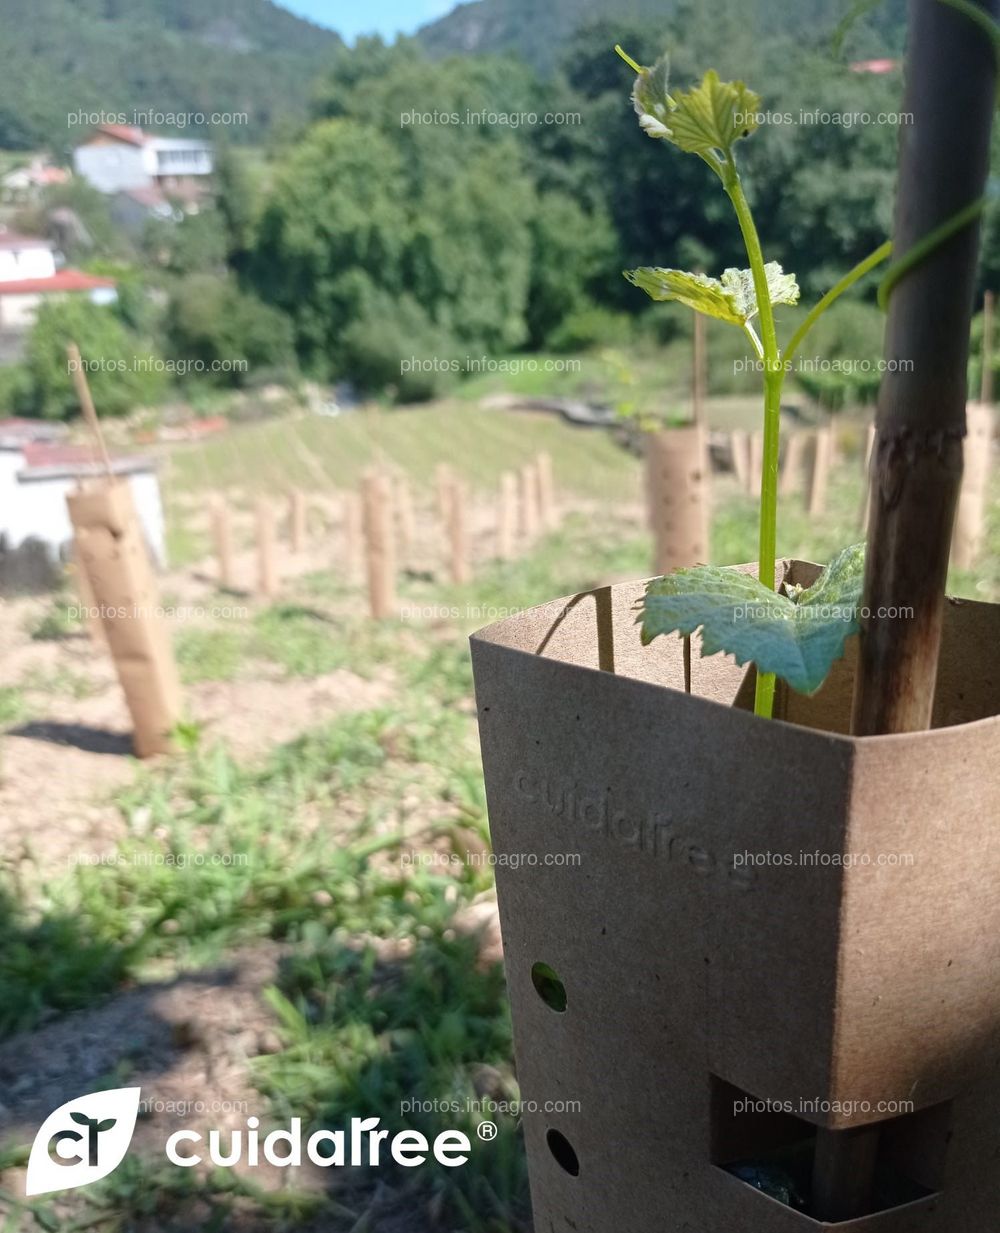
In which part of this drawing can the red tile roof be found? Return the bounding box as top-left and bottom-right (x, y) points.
(19, 442), (153, 478)
(0, 270), (116, 295)
(0, 418), (66, 442)
(850, 58), (900, 74)
(89, 123), (147, 146)
(22, 443), (103, 468)
(0, 231), (53, 250)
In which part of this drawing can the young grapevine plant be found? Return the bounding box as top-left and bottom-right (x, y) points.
(617, 47), (892, 718)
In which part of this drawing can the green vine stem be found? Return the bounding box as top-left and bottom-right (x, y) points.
(723, 162), (785, 717)
(877, 198), (985, 308)
(786, 241), (893, 365)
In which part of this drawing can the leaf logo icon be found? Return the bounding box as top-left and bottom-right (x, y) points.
(26, 1088), (141, 1197)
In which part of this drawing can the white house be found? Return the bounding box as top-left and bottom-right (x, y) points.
(0, 420), (166, 594)
(73, 124), (213, 199)
(0, 233), (57, 282)
(0, 231), (116, 332)
(0, 158), (70, 204)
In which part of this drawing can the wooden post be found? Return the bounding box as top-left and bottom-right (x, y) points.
(67, 343), (113, 474)
(536, 451), (557, 531)
(70, 545), (106, 647)
(343, 491), (363, 584)
(211, 497), (234, 589)
(831, 0), (999, 1221)
(448, 477), (471, 584)
(519, 462), (540, 541)
(395, 471), (416, 558)
(951, 402), (994, 569)
(862, 421), (877, 475)
(748, 430), (763, 498)
(497, 471), (517, 561)
(256, 498), (277, 598)
(362, 470), (396, 620)
(730, 429), (750, 492)
(289, 489), (306, 554)
(692, 312), (707, 426)
(645, 427), (710, 575)
(435, 463), (454, 526)
(860, 424), (877, 533)
(808, 426), (832, 519)
(779, 431), (806, 497)
(982, 289), (995, 403)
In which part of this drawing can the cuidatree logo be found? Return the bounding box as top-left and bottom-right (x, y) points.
(513, 769), (755, 890)
(26, 1088), (141, 1196)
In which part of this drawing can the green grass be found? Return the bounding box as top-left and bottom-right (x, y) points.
(25, 597), (81, 642)
(176, 602), (404, 683)
(166, 403), (640, 499)
(19, 666), (96, 699)
(0, 687), (28, 729)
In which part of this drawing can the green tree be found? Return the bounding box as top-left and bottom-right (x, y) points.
(250, 119), (411, 373)
(250, 112), (535, 384)
(165, 273), (296, 386)
(147, 209), (229, 276)
(525, 191), (617, 347)
(24, 299), (165, 420)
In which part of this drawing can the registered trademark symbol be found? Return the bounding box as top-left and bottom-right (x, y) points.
(477, 1121), (497, 1142)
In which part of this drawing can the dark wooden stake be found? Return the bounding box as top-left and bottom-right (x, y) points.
(817, 0), (999, 1222)
(852, 0), (997, 737)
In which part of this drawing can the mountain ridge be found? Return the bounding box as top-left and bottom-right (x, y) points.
(0, 0), (342, 150)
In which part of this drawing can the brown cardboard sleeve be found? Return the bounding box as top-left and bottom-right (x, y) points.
(470, 563), (1000, 1230)
(645, 426), (710, 574)
(68, 479), (181, 758)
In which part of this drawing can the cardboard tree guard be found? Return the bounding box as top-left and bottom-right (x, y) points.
(470, 563), (1000, 1230)
(645, 427), (710, 575)
(68, 479), (182, 758)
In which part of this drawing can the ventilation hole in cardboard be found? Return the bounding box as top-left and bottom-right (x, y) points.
(546, 1129), (579, 1176)
(710, 1075), (948, 1220)
(531, 962), (567, 1012)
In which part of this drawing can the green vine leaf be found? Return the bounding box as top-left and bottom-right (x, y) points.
(640, 544), (866, 696)
(624, 263), (799, 326)
(631, 54), (675, 140)
(668, 70), (761, 157)
(720, 264), (800, 319)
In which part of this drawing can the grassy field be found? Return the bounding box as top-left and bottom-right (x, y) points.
(0, 418), (997, 1233)
(164, 404), (641, 500)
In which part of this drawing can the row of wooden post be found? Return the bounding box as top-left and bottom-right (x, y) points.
(207, 453), (559, 617)
(728, 426), (833, 516)
(656, 411), (994, 578)
(361, 454), (558, 618)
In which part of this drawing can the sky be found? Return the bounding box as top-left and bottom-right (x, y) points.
(279, 0), (455, 42)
